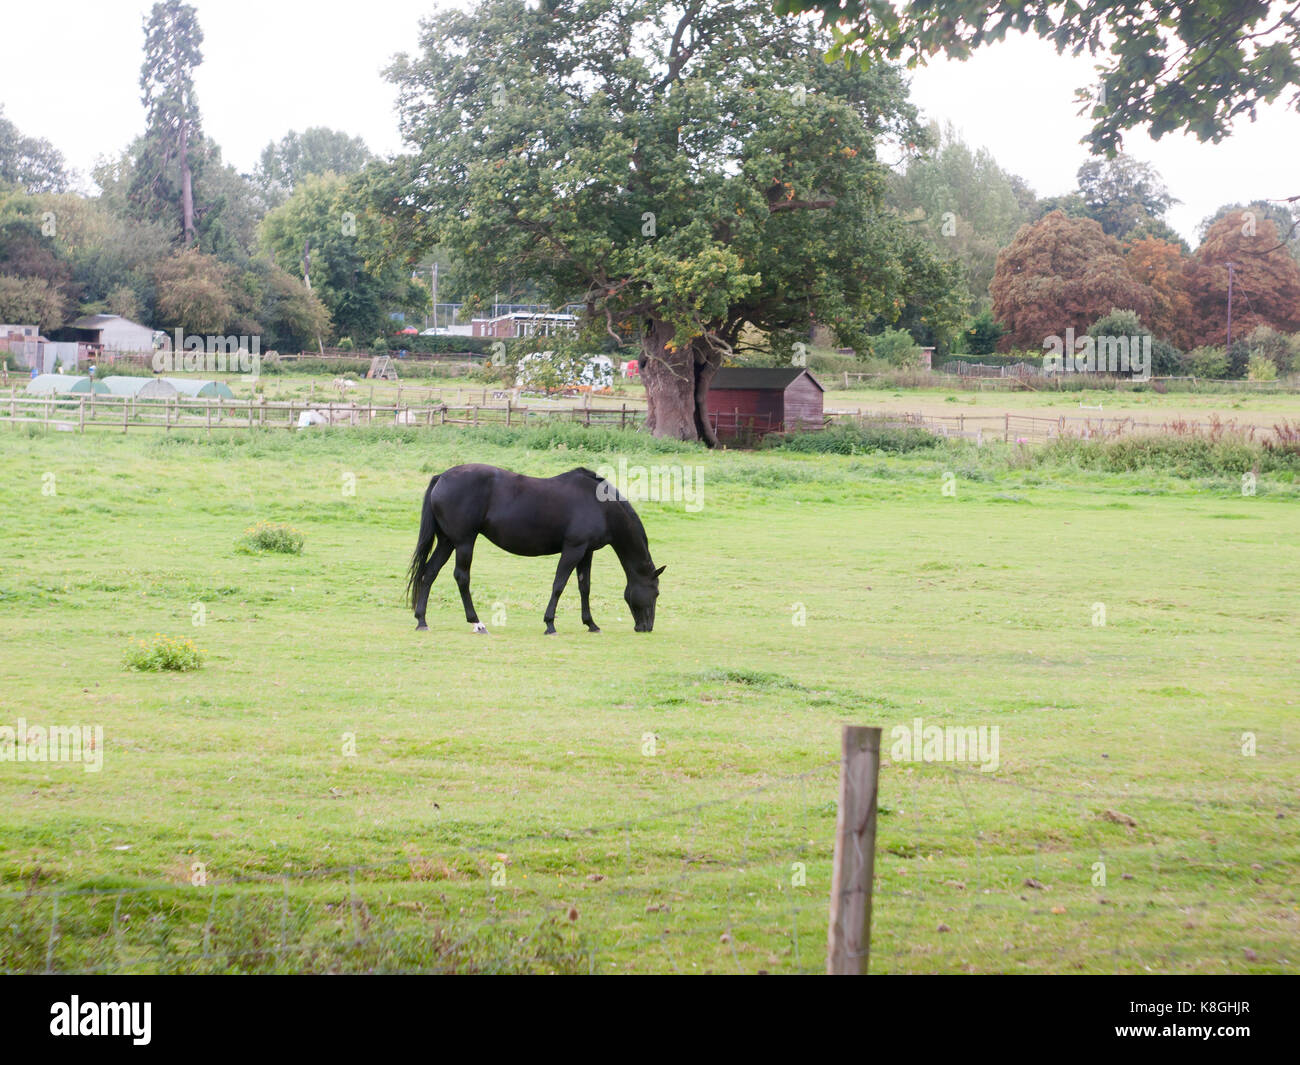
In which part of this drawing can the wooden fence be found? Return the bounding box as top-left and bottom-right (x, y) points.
(0, 391), (645, 434)
(826, 407), (1284, 443)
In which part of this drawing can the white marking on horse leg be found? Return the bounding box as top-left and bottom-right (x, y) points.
(471, 622), (488, 634)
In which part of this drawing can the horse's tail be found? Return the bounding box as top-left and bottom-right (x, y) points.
(406, 474), (440, 610)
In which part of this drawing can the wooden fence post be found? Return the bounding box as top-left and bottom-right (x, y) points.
(827, 724), (881, 975)
(1003, 412), (1009, 442)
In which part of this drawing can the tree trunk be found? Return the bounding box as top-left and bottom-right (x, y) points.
(641, 318), (698, 441)
(692, 340), (722, 448)
(180, 118), (195, 248)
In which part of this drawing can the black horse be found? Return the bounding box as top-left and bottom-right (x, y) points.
(406, 464), (665, 634)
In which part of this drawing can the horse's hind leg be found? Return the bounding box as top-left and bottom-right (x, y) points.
(576, 549), (599, 633)
(414, 539), (454, 630)
(453, 540), (487, 633)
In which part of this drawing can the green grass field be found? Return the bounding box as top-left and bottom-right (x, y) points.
(1, 422), (1296, 973)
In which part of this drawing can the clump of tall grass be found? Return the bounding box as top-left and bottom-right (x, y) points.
(1035, 422), (1297, 477)
(124, 634), (203, 672)
(766, 421), (940, 455)
(237, 521), (305, 555)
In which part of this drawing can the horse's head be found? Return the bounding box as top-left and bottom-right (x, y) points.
(625, 564), (665, 632)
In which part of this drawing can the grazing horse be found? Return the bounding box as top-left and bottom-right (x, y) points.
(406, 464), (665, 634)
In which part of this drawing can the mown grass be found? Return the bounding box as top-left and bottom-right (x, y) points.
(0, 423), (1296, 973)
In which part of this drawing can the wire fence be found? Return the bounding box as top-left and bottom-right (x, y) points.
(825, 406), (1289, 443)
(3, 747), (1290, 974)
(0, 391), (647, 435)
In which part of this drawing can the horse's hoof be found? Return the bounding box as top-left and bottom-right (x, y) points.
(544, 627), (556, 635)
(415, 622), (428, 631)
(587, 625), (601, 633)
(471, 623), (488, 635)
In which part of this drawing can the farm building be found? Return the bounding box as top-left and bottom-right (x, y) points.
(471, 311), (578, 339)
(705, 367), (824, 439)
(26, 374), (110, 395)
(52, 314), (156, 357)
(101, 376), (180, 399)
(160, 377), (236, 399)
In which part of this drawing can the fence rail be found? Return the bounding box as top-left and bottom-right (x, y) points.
(0, 390), (646, 434)
(826, 407), (1286, 443)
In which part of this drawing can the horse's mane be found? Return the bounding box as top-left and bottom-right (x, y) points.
(572, 467), (648, 548)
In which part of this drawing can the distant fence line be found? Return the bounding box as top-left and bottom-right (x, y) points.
(825, 407), (1286, 444)
(0, 390), (646, 434)
(4, 388), (1285, 444)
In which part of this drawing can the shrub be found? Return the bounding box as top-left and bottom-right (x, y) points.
(237, 521), (305, 555)
(1086, 308), (1146, 341)
(1246, 325), (1298, 374)
(125, 634), (203, 672)
(337, 337), (355, 352)
(1149, 338), (1184, 376)
(766, 420), (940, 454)
(1247, 354), (1278, 381)
(963, 309), (1005, 355)
(867, 328), (921, 367)
(1184, 345), (1228, 378)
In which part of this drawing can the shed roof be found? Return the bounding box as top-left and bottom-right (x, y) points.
(709, 367), (824, 392)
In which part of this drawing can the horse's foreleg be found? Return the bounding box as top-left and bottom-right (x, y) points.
(543, 546), (585, 635)
(414, 539), (454, 630)
(576, 550), (599, 633)
(453, 541), (486, 633)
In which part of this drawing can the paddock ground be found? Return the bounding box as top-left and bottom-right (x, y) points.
(0, 426), (1295, 972)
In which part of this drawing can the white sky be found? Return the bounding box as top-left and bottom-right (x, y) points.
(3, 0), (1297, 244)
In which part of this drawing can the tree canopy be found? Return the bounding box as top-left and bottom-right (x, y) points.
(255, 128), (374, 206)
(384, 0), (963, 442)
(0, 106), (70, 194)
(990, 210), (1155, 348)
(773, 0), (1300, 154)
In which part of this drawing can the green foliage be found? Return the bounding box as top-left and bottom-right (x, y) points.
(1246, 324), (1300, 374)
(1075, 155), (1177, 238)
(867, 327), (920, 366)
(236, 520), (304, 555)
(1247, 354), (1278, 381)
(767, 420), (940, 453)
(1086, 308), (1146, 340)
(254, 128), (373, 206)
(963, 308), (1005, 355)
(385, 0), (965, 438)
(260, 173), (426, 342)
(130, 1), (205, 245)
(777, 0), (1300, 155)
(1038, 432), (1296, 477)
(1183, 345), (1229, 379)
(0, 273), (68, 330)
(124, 633), (203, 672)
(0, 105), (69, 194)
(888, 122), (1037, 306)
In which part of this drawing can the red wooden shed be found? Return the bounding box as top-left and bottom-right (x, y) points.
(705, 367), (825, 440)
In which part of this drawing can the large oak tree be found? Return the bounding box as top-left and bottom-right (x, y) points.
(383, 0), (962, 442)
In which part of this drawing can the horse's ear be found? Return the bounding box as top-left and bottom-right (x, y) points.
(654, 565), (666, 578)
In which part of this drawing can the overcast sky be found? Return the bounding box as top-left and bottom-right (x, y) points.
(4, 0), (1297, 244)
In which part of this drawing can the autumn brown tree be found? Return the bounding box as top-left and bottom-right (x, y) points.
(990, 211), (1155, 349)
(1186, 211), (1300, 347)
(1124, 236), (1194, 350)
